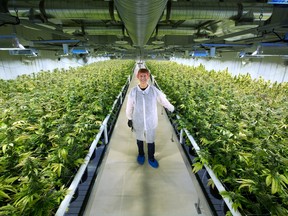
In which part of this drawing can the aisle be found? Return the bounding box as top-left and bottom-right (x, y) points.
(83, 67), (213, 216)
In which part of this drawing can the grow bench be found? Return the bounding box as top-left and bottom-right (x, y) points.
(55, 75), (132, 216)
(165, 110), (241, 216)
(152, 77), (240, 216)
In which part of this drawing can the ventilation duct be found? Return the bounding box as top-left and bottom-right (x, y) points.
(114, 0), (168, 47)
(169, 1), (240, 20)
(168, 1), (272, 21)
(7, 0), (41, 17)
(43, 0), (117, 20)
(7, 0), (120, 21)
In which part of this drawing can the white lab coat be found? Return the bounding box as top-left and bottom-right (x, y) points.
(126, 84), (174, 142)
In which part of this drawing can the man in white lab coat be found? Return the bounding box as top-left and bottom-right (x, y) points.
(126, 68), (174, 168)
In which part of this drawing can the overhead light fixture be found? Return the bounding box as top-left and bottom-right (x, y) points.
(70, 47), (89, 55)
(190, 50), (208, 57)
(268, 0), (288, 4)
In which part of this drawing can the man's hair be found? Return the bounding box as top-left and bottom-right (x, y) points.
(138, 68), (150, 74)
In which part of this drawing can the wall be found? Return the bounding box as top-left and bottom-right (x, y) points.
(1, 50), (288, 83)
(171, 54), (288, 83)
(0, 50), (109, 80)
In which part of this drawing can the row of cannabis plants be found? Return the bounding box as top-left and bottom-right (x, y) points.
(0, 60), (134, 215)
(147, 61), (288, 216)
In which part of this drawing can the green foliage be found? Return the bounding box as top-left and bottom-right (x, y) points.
(147, 60), (288, 215)
(0, 60), (134, 215)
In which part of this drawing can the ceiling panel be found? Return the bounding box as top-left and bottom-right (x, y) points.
(0, 0), (287, 59)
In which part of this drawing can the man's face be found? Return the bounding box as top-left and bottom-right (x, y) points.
(138, 72), (149, 84)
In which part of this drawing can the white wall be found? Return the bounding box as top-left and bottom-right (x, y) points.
(0, 50), (109, 80)
(1, 50), (287, 83)
(171, 55), (288, 83)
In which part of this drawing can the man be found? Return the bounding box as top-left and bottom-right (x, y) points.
(126, 68), (174, 168)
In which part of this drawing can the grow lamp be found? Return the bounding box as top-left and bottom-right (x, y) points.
(70, 47), (89, 55)
(190, 50), (208, 57)
(267, 0), (288, 4)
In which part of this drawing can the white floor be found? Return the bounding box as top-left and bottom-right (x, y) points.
(83, 70), (213, 216)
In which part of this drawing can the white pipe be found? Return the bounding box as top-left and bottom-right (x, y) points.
(103, 115), (109, 145)
(180, 129), (183, 144)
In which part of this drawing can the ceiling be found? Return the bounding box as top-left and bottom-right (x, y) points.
(0, 0), (288, 59)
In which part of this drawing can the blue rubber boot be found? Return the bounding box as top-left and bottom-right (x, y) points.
(148, 143), (158, 168)
(137, 140), (145, 165)
(137, 155), (145, 165)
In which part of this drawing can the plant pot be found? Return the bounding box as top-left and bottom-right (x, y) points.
(71, 187), (79, 203)
(223, 202), (229, 214)
(188, 146), (197, 156)
(209, 185), (222, 200)
(90, 149), (96, 160)
(81, 168), (88, 183)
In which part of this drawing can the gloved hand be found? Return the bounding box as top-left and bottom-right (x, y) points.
(127, 119), (133, 128)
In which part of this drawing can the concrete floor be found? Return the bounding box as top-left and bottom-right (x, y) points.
(83, 68), (213, 216)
